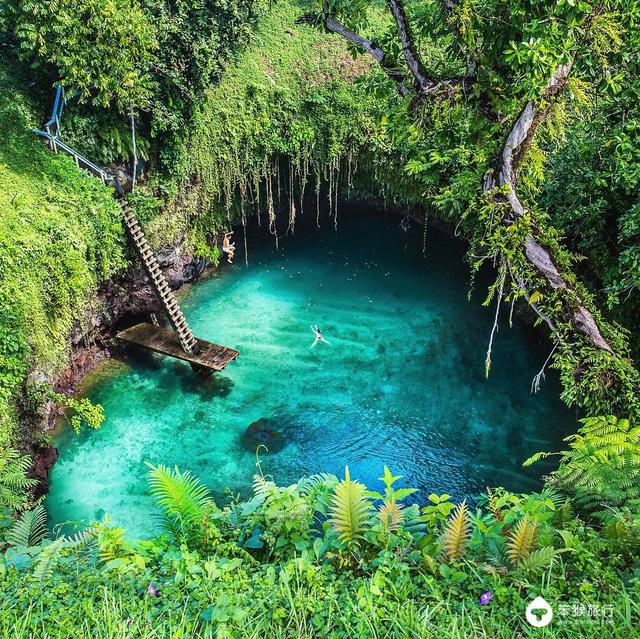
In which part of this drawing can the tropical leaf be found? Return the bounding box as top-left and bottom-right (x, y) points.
(377, 500), (403, 533)
(442, 500), (470, 561)
(146, 463), (214, 540)
(507, 516), (539, 563)
(328, 466), (372, 547)
(518, 546), (563, 573)
(6, 504), (48, 547)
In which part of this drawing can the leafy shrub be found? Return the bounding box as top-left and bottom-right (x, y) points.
(0, 463), (638, 638)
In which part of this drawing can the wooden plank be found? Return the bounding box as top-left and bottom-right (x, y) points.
(116, 323), (239, 372)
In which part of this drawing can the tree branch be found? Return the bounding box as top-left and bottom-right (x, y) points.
(387, 0), (431, 90)
(485, 61), (613, 353)
(388, 0), (474, 96)
(307, 3), (473, 99)
(314, 3), (411, 97)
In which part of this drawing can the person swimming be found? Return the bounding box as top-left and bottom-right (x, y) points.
(310, 324), (330, 348)
(222, 231), (236, 264)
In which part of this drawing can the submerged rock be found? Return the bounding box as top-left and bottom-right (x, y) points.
(241, 418), (285, 453)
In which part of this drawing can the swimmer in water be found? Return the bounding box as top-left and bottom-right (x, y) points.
(222, 231), (236, 264)
(310, 324), (330, 348)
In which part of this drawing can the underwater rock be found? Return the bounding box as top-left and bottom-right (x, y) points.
(241, 418), (285, 453)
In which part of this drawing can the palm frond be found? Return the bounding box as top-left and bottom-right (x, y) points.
(328, 466), (372, 548)
(6, 504), (48, 547)
(442, 500), (470, 561)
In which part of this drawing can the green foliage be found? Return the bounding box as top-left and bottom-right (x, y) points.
(5, 504), (47, 547)
(146, 463), (216, 545)
(162, 0), (379, 249)
(0, 464), (638, 638)
(0, 58), (127, 443)
(442, 500), (470, 561)
(506, 515), (538, 563)
(3, 0), (158, 110)
(328, 466), (372, 548)
(54, 395), (104, 433)
(526, 415), (640, 514)
(0, 448), (37, 511)
(542, 55), (640, 355)
(142, 0), (260, 135)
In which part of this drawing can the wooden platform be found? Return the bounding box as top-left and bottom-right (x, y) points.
(116, 323), (239, 372)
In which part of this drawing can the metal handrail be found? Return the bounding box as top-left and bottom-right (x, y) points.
(32, 128), (113, 185)
(44, 86), (64, 136)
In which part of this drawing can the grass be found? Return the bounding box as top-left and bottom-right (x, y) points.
(0, 575), (636, 638)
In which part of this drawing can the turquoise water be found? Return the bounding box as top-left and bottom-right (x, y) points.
(47, 212), (573, 537)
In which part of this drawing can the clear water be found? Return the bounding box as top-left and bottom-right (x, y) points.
(47, 212), (573, 537)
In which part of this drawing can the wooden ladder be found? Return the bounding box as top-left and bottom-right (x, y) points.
(117, 198), (199, 354)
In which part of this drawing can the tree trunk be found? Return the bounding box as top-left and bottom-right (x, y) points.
(485, 62), (612, 352)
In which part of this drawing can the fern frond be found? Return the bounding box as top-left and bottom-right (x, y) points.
(33, 538), (65, 580)
(507, 516), (538, 563)
(328, 467), (372, 548)
(442, 500), (470, 561)
(518, 546), (561, 573)
(422, 552), (438, 574)
(0, 448), (37, 510)
(146, 463), (214, 539)
(553, 416), (640, 512)
(486, 487), (504, 522)
(377, 500), (403, 532)
(6, 504), (48, 547)
(297, 473), (338, 495)
(252, 475), (276, 499)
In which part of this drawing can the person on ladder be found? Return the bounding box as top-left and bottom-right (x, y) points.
(222, 231), (236, 264)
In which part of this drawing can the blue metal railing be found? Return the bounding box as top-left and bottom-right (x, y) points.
(32, 86), (115, 186)
(44, 86), (65, 136)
